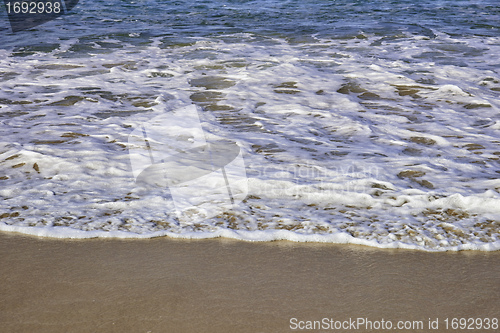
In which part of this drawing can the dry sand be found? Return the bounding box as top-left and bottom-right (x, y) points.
(0, 231), (498, 332)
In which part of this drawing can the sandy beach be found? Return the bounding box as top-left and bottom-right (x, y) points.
(0, 231), (498, 333)
(2, 0), (500, 332)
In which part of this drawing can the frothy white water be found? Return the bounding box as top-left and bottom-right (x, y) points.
(1, 32), (499, 251)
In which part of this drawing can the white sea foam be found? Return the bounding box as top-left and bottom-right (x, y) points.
(1, 31), (499, 251)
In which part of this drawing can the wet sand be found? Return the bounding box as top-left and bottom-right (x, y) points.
(0, 231), (498, 333)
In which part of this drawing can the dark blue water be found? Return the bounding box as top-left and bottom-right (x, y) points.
(1, 0), (499, 51)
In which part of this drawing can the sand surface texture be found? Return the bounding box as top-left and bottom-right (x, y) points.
(0, 232), (499, 332)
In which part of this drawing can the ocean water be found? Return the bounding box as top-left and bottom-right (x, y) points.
(1, 0), (499, 251)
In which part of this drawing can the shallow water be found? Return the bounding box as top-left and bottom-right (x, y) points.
(0, 0), (499, 251)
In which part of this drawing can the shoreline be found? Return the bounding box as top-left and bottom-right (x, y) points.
(1, 224), (498, 252)
(1, 231), (499, 332)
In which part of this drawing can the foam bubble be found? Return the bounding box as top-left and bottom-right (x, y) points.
(1, 25), (499, 251)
